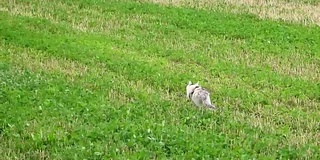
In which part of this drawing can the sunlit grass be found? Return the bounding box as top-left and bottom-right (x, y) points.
(0, 0), (319, 159)
(141, 0), (320, 26)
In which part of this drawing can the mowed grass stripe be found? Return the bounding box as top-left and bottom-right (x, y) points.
(2, 0), (319, 83)
(1, 43), (177, 110)
(2, 42), (319, 159)
(140, 0), (320, 26)
(1, 11), (316, 148)
(0, 68), (175, 159)
(51, 0), (320, 55)
(3, 41), (319, 133)
(1, 1), (320, 158)
(1, 17), (319, 133)
(5, 0), (320, 59)
(0, 49), (283, 159)
(1, 60), (220, 158)
(1, 12), (319, 111)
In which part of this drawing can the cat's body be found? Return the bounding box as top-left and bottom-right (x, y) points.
(186, 81), (216, 110)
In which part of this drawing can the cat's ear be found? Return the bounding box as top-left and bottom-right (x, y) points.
(195, 81), (199, 85)
(188, 81), (192, 85)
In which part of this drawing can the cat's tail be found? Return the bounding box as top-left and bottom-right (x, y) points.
(203, 98), (216, 110)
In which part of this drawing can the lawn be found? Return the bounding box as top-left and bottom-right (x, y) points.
(0, 0), (319, 159)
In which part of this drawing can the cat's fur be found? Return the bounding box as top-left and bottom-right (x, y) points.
(186, 81), (216, 109)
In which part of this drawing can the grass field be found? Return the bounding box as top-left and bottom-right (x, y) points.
(0, 0), (319, 159)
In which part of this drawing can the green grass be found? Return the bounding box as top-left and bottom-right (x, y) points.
(1, 0), (320, 159)
(282, 0), (320, 5)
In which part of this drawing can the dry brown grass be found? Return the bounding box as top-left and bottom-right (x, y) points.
(2, 42), (175, 104)
(0, 141), (50, 160)
(152, 33), (319, 82)
(232, 107), (320, 149)
(2, 0), (318, 83)
(217, 78), (320, 148)
(7, 49), (88, 81)
(223, 51), (320, 82)
(0, 0), (121, 33)
(142, 0), (320, 26)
